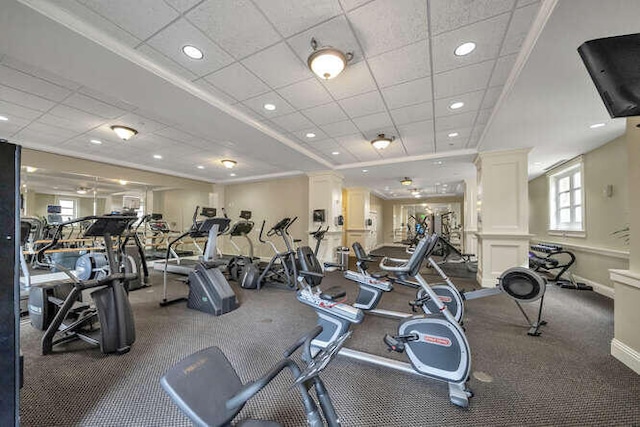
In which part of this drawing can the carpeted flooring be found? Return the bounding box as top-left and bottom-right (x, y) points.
(19, 256), (640, 426)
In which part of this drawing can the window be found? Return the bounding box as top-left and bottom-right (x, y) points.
(58, 198), (76, 221)
(548, 159), (584, 234)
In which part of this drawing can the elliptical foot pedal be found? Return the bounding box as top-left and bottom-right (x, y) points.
(320, 286), (346, 301)
(383, 334), (405, 353)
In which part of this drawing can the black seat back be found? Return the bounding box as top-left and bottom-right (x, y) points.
(161, 346), (244, 427)
(297, 246), (323, 286)
(405, 235), (438, 277)
(352, 242), (368, 261)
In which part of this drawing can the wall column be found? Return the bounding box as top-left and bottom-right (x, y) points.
(463, 176), (478, 257)
(344, 187), (371, 252)
(609, 117), (640, 374)
(308, 171), (344, 264)
(475, 148), (532, 287)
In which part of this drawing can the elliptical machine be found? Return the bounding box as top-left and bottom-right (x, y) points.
(297, 234), (473, 408)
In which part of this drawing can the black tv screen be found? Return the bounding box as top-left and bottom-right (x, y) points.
(200, 207), (217, 218)
(47, 205), (62, 214)
(240, 210), (252, 220)
(578, 33), (640, 118)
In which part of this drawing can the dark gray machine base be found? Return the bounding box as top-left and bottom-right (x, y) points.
(187, 264), (238, 316)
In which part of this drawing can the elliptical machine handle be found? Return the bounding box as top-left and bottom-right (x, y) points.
(258, 220), (267, 243)
(192, 205), (199, 228)
(221, 207), (228, 219)
(285, 216), (298, 232)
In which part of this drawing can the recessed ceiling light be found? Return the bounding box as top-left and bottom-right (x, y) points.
(448, 132), (459, 138)
(331, 151), (340, 155)
(534, 161), (542, 166)
(153, 154), (163, 159)
(119, 180), (128, 185)
(454, 42), (476, 56)
(90, 139), (102, 145)
(264, 103), (276, 111)
(362, 169), (368, 173)
(0, 115), (8, 121)
(449, 102), (464, 110)
(197, 165), (205, 169)
(221, 159), (237, 169)
(230, 173), (236, 177)
(306, 132), (316, 138)
(414, 194), (421, 198)
(589, 123), (605, 128)
(434, 160), (443, 165)
(25, 166), (37, 173)
(435, 182), (441, 185)
(182, 45), (204, 60)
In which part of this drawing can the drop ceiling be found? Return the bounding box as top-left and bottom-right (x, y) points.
(0, 0), (634, 200)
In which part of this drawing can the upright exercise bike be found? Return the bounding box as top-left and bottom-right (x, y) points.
(297, 234), (473, 407)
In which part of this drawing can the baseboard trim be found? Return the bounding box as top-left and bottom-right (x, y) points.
(611, 338), (640, 374)
(573, 275), (614, 299)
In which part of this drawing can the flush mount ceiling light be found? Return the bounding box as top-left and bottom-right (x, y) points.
(182, 45), (204, 60)
(589, 122), (605, 128)
(76, 188), (88, 195)
(449, 101), (464, 110)
(448, 132), (459, 138)
(400, 177), (412, 186)
(0, 115), (8, 121)
(110, 125), (138, 141)
(371, 133), (395, 150)
(221, 159), (237, 169)
(90, 139), (102, 145)
(454, 42), (476, 56)
(308, 38), (353, 80)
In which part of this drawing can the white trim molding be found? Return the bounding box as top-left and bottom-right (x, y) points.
(574, 275), (614, 299)
(609, 269), (640, 290)
(532, 240), (629, 260)
(611, 338), (640, 375)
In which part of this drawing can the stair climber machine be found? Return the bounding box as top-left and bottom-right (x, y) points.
(224, 210), (257, 281)
(28, 215), (138, 355)
(297, 234), (473, 408)
(241, 217), (300, 290)
(159, 207), (238, 316)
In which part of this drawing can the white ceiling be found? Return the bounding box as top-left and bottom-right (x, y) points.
(0, 0), (634, 200)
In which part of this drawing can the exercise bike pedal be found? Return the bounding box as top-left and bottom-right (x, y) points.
(383, 334), (405, 353)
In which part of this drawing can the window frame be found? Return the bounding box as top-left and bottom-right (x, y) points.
(57, 197), (78, 221)
(547, 157), (585, 237)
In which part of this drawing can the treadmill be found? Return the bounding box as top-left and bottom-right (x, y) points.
(154, 207), (231, 276)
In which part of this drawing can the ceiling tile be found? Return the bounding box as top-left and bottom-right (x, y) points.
(77, 88), (136, 111)
(45, 105), (106, 131)
(321, 61), (377, 100)
(62, 93), (125, 119)
(0, 100), (43, 121)
(435, 127), (473, 149)
(302, 102), (347, 125)
(367, 40), (430, 88)
(187, 0), (281, 60)
(339, 90), (385, 118)
(434, 111), (477, 131)
(243, 91), (295, 119)
(146, 19), (234, 77)
(338, 0), (371, 11)
(113, 112), (168, 134)
(517, 0), (539, 6)
(242, 42), (310, 89)
(352, 111), (394, 133)
(0, 84), (56, 113)
(481, 86), (503, 110)
(348, 0), (428, 57)
(277, 78), (333, 110)
(489, 54), (517, 87)
(190, 79), (238, 105)
(136, 44), (198, 82)
(288, 15), (363, 64)
(292, 127), (330, 143)
(433, 60), (493, 99)
(434, 90), (484, 117)
(476, 108), (493, 125)
(381, 77), (432, 110)
(270, 112), (315, 132)
(378, 138), (408, 158)
(164, 0), (201, 12)
(0, 65), (72, 102)
(501, 2), (539, 55)
(432, 13), (510, 74)
(204, 63), (270, 101)
(321, 120), (360, 137)
(153, 126), (199, 143)
(398, 119), (434, 143)
(1, 56), (81, 91)
(429, 0), (515, 35)
(0, 117), (30, 136)
(19, 122), (78, 140)
(77, 0), (179, 40)
(254, 0), (342, 38)
(389, 102), (433, 125)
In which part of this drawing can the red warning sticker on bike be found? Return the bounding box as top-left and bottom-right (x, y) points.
(438, 296), (452, 303)
(423, 334), (452, 347)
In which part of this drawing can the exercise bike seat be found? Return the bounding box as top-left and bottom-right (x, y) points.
(370, 271), (388, 279)
(161, 346), (250, 427)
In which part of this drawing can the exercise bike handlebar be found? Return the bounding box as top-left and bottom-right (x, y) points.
(379, 256), (411, 273)
(283, 325), (323, 358)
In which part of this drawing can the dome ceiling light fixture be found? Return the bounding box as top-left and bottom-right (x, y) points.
(308, 38), (353, 80)
(110, 125), (138, 141)
(371, 133), (395, 150)
(221, 159), (237, 169)
(400, 177), (412, 186)
(76, 188), (88, 195)
(411, 189), (421, 196)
